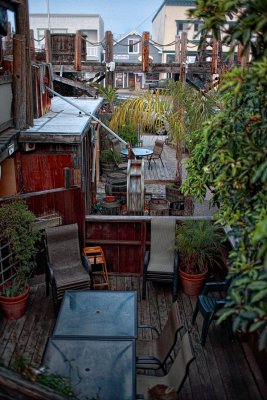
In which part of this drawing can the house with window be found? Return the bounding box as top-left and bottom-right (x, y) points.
(152, 0), (237, 72)
(152, 1), (197, 66)
(113, 31), (162, 89)
(29, 13), (104, 62)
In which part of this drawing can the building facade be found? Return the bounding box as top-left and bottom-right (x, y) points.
(152, 0), (236, 74)
(113, 31), (162, 89)
(30, 13), (104, 62)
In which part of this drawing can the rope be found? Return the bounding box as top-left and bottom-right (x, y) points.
(113, 38), (142, 46)
(34, 36), (45, 42)
(80, 36), (105, 46)
(149, 38), (176, 47)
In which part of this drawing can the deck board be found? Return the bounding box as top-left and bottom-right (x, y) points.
(0, 274), (266, 399)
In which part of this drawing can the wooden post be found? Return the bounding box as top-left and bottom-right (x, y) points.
(30, 29), (35, 62)
(0, 35), (2, 65)
(15, 0), (33, 127)
(5, 22), (12, 55)
(237, 43), (249, 68)
(211, 36), (218, 74)
(75, 30), (82, 71)
(45, 29), (52, 63)
(13, 34), (27, 129)
(179, 32), (187, 83)
(241, 47), (250, 68)
(175, 35), (181, 63)
(105, 30), (114, 88)
(142, 31), (149, 72)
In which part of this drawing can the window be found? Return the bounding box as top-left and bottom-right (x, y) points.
(166, 54), (175, 64)
(194, 23), (199, 32)
(178, 23), (183, 32)
(128, 39), (139, 54)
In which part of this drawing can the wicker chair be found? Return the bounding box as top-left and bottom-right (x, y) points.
(136, 302), (183, 374)
(142, 217), (178, 302)
(45, 223), (92, 311)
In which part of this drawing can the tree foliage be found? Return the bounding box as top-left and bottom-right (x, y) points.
(183, 0), (267, 349)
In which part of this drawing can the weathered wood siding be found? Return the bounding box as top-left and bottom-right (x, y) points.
(15, 153), (73, 193)
(51, 34), (86, 63)
(85, 216), (150, 274)
(26, 188), (84, 229)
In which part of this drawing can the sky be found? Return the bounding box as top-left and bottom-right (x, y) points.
(28, 0), (164, 38)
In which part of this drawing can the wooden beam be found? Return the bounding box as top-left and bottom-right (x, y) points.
(105, 30), (114, 87)
(29, 28), (35, 62)
(15, 0), (33, 127)
(175, 35), (181, 63)
(142, 31), (149, 73)
(13, 34), (26, 129)
(53, 74), (97, 96)
(74, 30), (81, 71)
(52, 63), (211, 74)
(211, 36), (218, 74)
(0, 0), (21, 12)
(179, 32), (187, 82)
(0, 366), (70, 400)
(45, 29), (51, 63)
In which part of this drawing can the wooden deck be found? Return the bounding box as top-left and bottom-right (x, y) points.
(0, 275), (266, 400)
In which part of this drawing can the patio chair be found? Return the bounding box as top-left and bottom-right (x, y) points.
(147, 139), (164, 169)
(192, 280), (230, 346)
(136, 302), (183, 374)
(83, 246), (110, 289)
(142, 217), (178, 302)
(136, 332), (194, 397)
(111, 138), (128, 170)
(45, 223), (92, 311)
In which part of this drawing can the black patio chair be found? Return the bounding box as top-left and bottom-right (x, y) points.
(192, 280), (231, 345)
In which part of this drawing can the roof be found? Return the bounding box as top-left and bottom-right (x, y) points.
(29, 13), (103, 18)
(19, 96), (103, 144)
(152, 0), (196, 22)
(0, 129), (19, 163)
(114, 30), (162, 52)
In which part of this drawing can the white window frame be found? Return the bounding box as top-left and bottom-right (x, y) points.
(128, 39), (139, 54)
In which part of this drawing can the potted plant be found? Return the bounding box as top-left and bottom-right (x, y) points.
(175, 220), (226, 296)
(0, 200), (41, 319)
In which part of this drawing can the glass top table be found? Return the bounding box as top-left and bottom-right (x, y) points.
(120, 147), (153, 159)
(52, 290), (137, 338)
(43, 337), (136, 400)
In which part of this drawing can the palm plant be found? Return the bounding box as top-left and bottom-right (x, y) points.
(109, 81), (220, 185)
(95, 84), (118, 113)
(175, 220), (226, 275)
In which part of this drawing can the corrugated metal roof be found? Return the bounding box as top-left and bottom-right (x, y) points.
(20, 96), (103, 138)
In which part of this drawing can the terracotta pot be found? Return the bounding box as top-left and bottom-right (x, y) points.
(0, 287), (30, 320)
(179, 267), (208, 296)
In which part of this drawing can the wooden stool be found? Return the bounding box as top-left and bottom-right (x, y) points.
(83, 246), (110, 289)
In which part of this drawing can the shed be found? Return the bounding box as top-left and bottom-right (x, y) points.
(13, 96), (103, 216)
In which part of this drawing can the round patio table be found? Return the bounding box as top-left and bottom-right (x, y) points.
(120, 147), (153, 159)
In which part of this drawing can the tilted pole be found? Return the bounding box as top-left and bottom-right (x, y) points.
(45, 86), (128, 145)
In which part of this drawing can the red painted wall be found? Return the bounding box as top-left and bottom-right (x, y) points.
(16, 153), (72, 192)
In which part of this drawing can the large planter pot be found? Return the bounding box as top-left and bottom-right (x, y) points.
(0, 287), (30, 320)
(179, 267), (208, 296)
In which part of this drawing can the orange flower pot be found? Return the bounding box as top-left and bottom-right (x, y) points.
(0, 287), (30, 320)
